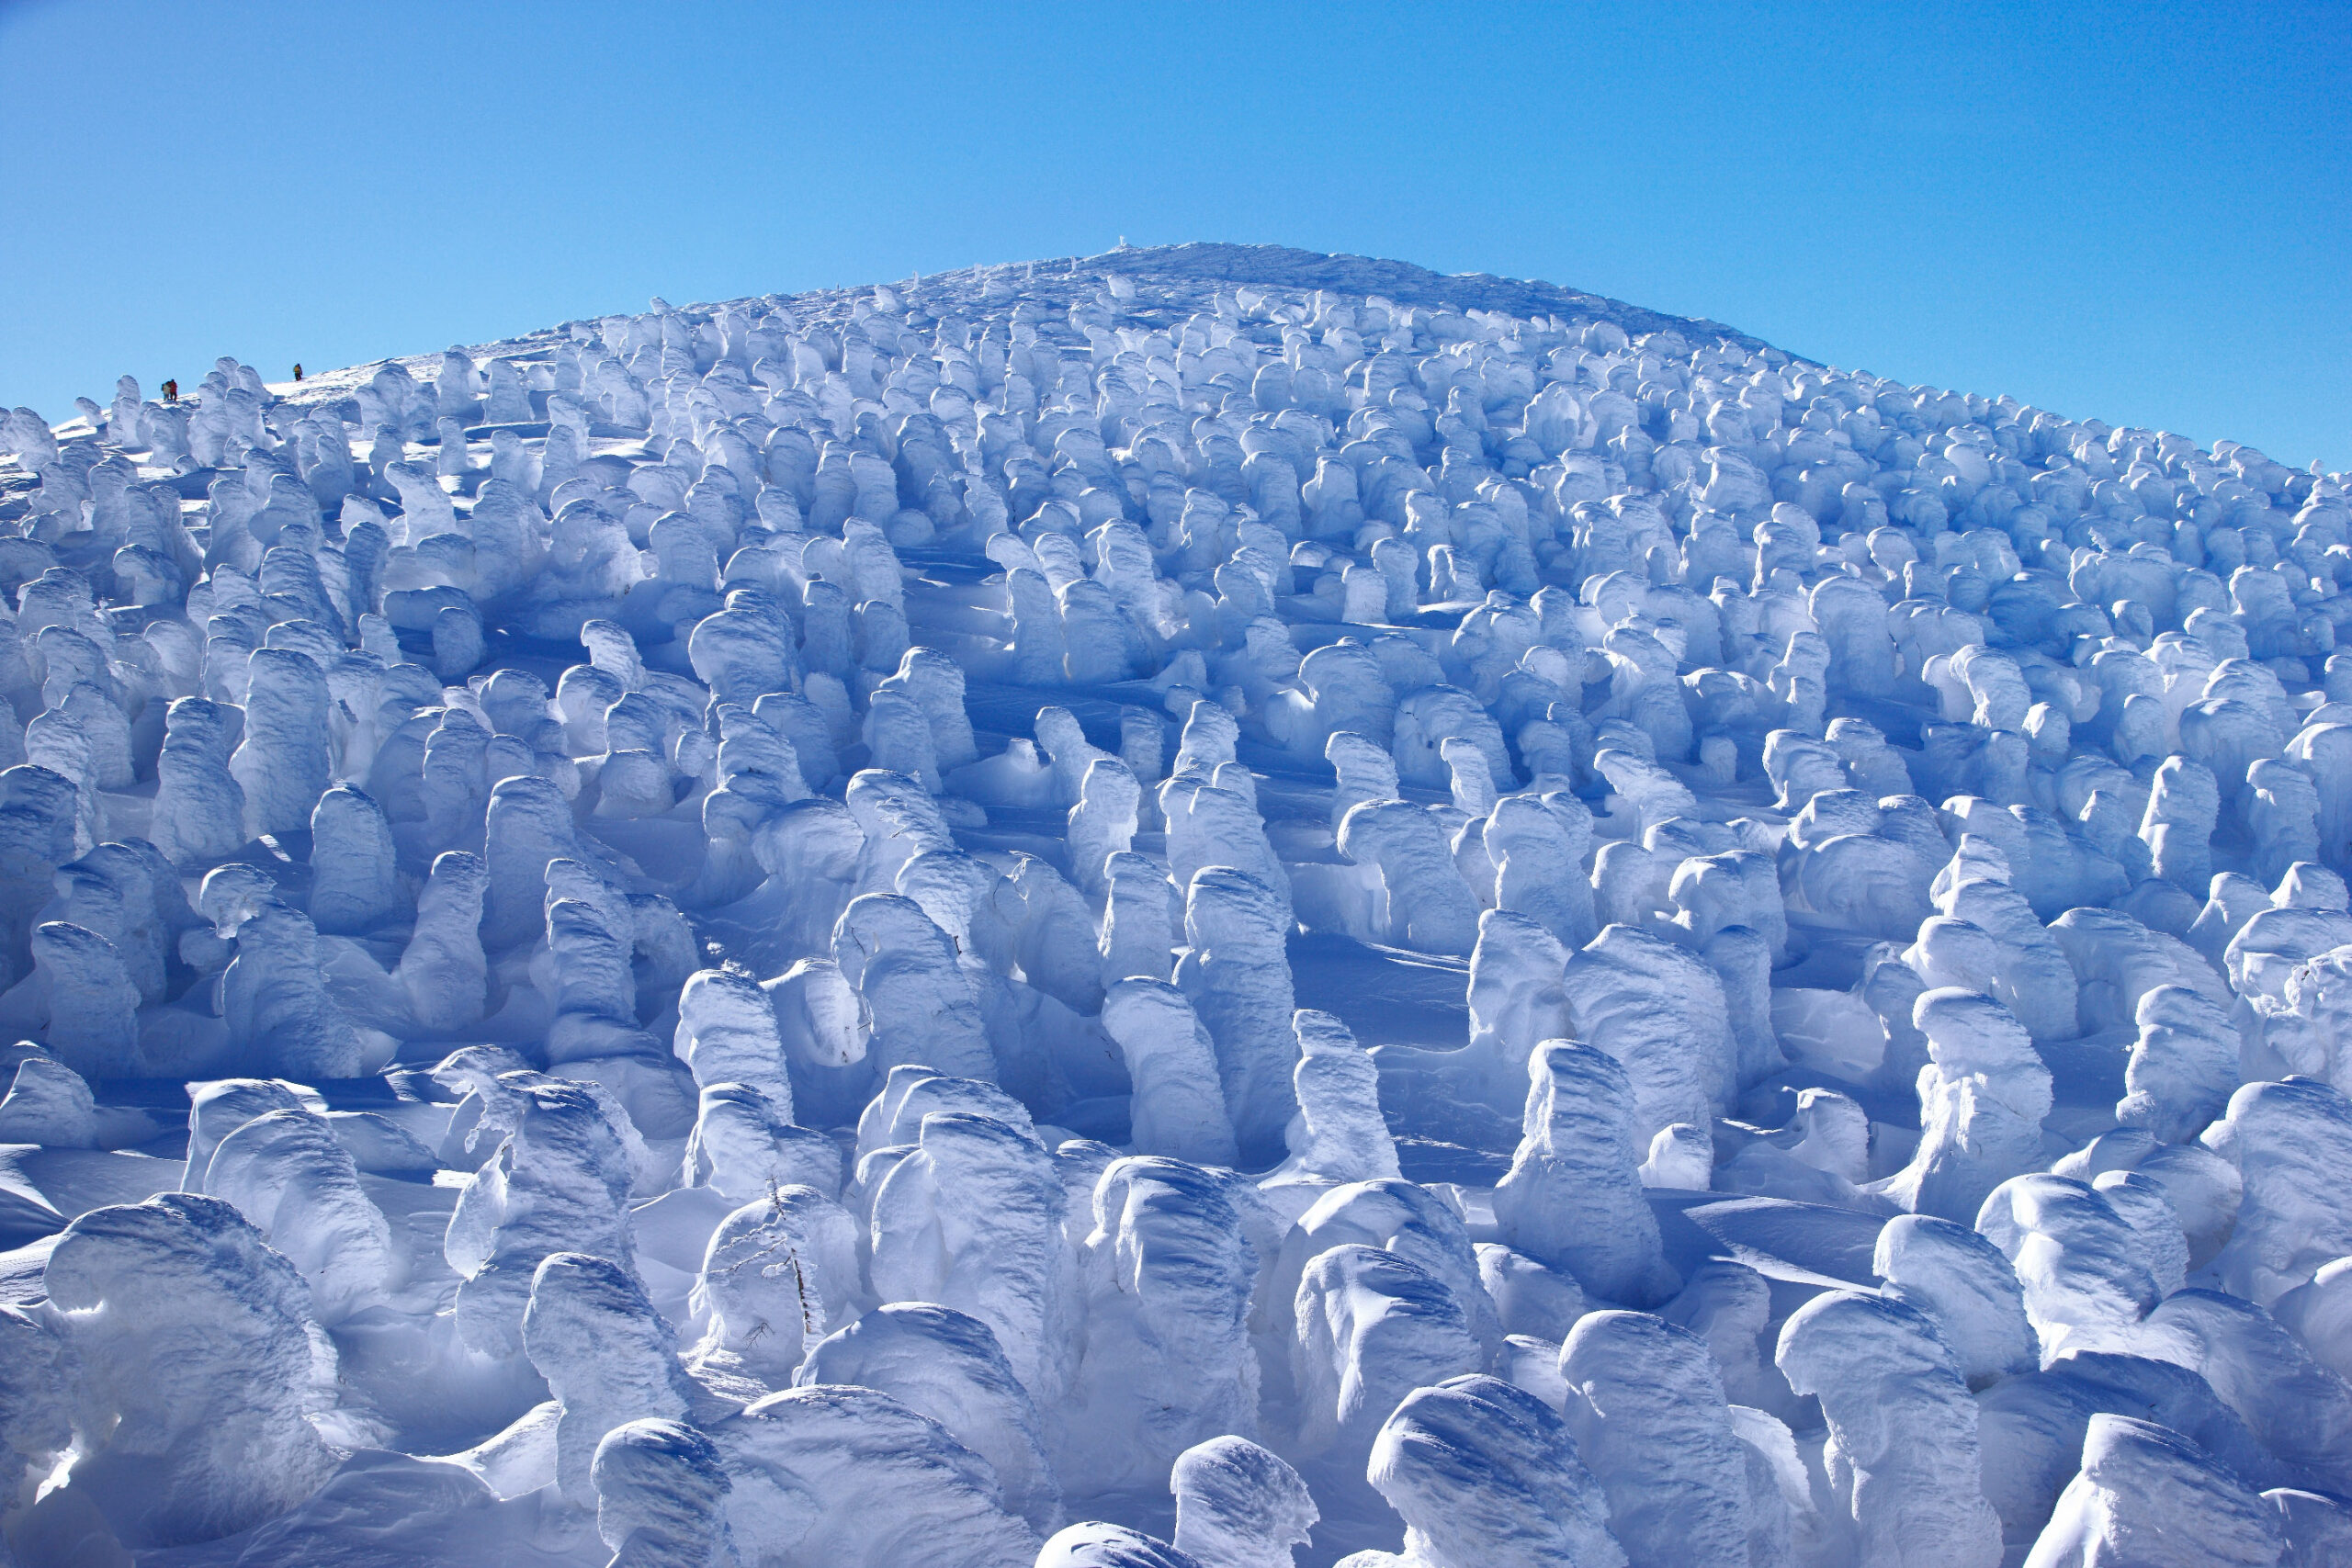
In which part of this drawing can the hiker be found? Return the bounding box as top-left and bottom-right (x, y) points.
(293, 364), (304, 382)
(161, 378), (178, 403)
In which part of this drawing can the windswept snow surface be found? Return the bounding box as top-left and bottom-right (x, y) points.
(2, 241), (2351, 1565)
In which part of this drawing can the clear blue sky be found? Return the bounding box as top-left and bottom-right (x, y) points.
(2, 1), (2345, 468)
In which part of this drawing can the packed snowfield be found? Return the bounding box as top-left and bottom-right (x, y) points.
(2, 240), (2351, 1567)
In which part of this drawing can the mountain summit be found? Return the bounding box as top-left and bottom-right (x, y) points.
(0, 243), (2343, 1568)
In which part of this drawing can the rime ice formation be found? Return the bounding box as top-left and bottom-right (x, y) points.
(1872, 1213), (2040, 1389)
(593, 1417), (736, 1568)
(1884, 986), (2053, 1222)
(1170, 1435), (1318, 1568)
(798, 1302), (1063, 1535)
(1556, 1310), (1757, 1568)
(1493, 1040), (1678, 1307)
(525, 1250), (696, 1506)
(1358, 1373), (1623, 1568)
(2, 240), (2349, 1564)
(40, 1193), (340, 1548)
(1776, 1291), (2003, 1568)
(2023, 1412), (2285, 1567)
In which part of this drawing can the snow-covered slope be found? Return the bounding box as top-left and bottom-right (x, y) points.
(0, 243), (2348, 1567)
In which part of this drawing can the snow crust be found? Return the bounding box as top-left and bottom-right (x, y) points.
(0, 240), (2348, 1566)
